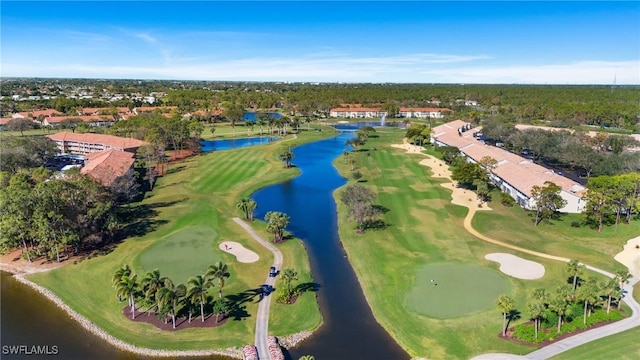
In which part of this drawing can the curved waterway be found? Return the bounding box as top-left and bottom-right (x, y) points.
(252, 132), (409, 359)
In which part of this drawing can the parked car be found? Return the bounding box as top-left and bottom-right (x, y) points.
(269, 266), (277, 277)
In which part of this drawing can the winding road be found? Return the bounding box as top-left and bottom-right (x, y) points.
(233, 217), (283, 360)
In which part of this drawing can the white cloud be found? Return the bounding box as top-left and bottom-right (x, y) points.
(2, 55), (638, 84)
(135, 33), (157, 44)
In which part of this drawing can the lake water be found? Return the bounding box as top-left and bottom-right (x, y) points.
(241, 112), (281, 122)
(1, 124), (407, 360)
(201, 137), (277, 152)
(251, 132), (408, 359)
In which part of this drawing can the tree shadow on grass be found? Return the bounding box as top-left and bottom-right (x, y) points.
(294, 282), (321, 294)
(165, 165), (186, 175)
(506, 309), (521, 331)
(226, 288), (263, 306)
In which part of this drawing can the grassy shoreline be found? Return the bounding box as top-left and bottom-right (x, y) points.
(26, 128), (331, 351)
(331, 129), (636, 359)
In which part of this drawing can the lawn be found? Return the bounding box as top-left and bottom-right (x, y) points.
(333, 129), (624, 359)
(550, 326), (640, 360)
(472, 195), (639, 272)
(27, 128), (328, 350)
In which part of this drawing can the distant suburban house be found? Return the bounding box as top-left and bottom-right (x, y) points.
(78, 107), (131, 118)
(15, 109), (62, 119)
(0, 117), (13, 130)
(43, 116), (116, 127)
(431, 120), (586, 213)
(329, 106), (450, 119)
(133, 106), (178, 115)
(329, 107), (388, 118)
(398, 107), (451, 119)
(81, 149), (136, 187)
(47, 132), (148, 155)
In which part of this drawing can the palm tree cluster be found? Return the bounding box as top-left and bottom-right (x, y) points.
(502, 260), (632, 342)
(111, 261), (232, 329)
(264, 211), (290, 242)
(236, 198), (258, 221)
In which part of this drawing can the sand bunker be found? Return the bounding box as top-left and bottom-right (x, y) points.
(614, 236), (640, 279)
(485, 253), (545, 280)
(219, 241), (259, 263)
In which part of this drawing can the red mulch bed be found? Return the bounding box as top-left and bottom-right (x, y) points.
(275, 295), (299, 305)
(500, 314), (627, 347)
(121, 306), (228, 331)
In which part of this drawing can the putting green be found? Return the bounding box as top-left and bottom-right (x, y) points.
(138, 226), (222, 283)
(406, 263), (512, 319)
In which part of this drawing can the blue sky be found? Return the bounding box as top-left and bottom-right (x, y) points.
(2, 1), (639, 84)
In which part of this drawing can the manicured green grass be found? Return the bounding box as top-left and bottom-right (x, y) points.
(406, 263), (512, 319)
(333, 130), (620, 359)
(138, 225), (222, 283)
(550, 326), (640, 360)
(28, 129), (328, 350)
(472, 197), (639, 272)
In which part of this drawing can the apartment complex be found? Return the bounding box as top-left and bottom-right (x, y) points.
(431, 120), (586, 213)
(47, 132), (148, 155)
(329, 106), (450, 119)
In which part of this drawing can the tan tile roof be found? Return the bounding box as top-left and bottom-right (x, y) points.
(433, 120), (585, 197)
(0, 117), (15, 125)
(81, 149), (135, 186)
(330, 107), (386, 112)
(134, 106), (177, 113)
(45, 116), (114, 124)
(47, 132), (148, 150)
(80, 107), (131, 115)
(17, 109), (61, 118)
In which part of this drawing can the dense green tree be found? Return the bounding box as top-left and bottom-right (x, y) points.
(530, 181), (567, 226)
(451, 159), (488, 186)
(279, 145), (295, 168)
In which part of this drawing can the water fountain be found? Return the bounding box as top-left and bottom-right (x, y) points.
(380, 113), (386, 126)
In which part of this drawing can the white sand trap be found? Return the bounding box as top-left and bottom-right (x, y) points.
(485, 253), (545, 280)
(219, 241), (259, 263)
(614, 236), (640, 279)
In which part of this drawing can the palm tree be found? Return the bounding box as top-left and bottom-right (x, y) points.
(157, 279), (187, 329)
(116, 274), (138, 319)
(566, 259), (585, 291)
(532, 288), (548, 304)
(236, 198), (250, 220)
(343, 150), (350, 164)
(577, 277), (599, 325)
(187, 275), (210, 322)
(206, 261), (231, 299)
(112, 264), (131, 287)
(279, 146), (295, 168)
(264, 211), (290, 242)
(549, 296), (573, 333)
(236, 198), (257, 221)
(281, 268), (298, 296)
(496, 295), (515, 336)
(299, 356), (315, 360)
(527, 301), (547, 340)
(246, 199), (257, 221)
(602, 278), (619, 313)
(140, 269), (168, 316)
(615, 270), (632, 310)
(257, 115), (269, 136)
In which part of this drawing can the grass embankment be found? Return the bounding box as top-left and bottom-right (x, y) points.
(333, 129), (630, 359)
(28, 129), (329, 350)
(550, 326), (640, 360)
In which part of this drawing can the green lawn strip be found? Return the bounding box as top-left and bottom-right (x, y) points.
(27, 130), (330, 350)
(471, 197), (639, 272)
(202, 123), (333, 140)
(635, 282), (640, 303)
(0, 128), (66, 137)
(333, 131), (623, 359)
(549, 326), (640, 360)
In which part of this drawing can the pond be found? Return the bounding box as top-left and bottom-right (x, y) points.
(201, 136), (278, 152)
(242, 112), (282, 121)
(251, 132), (408, 359)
